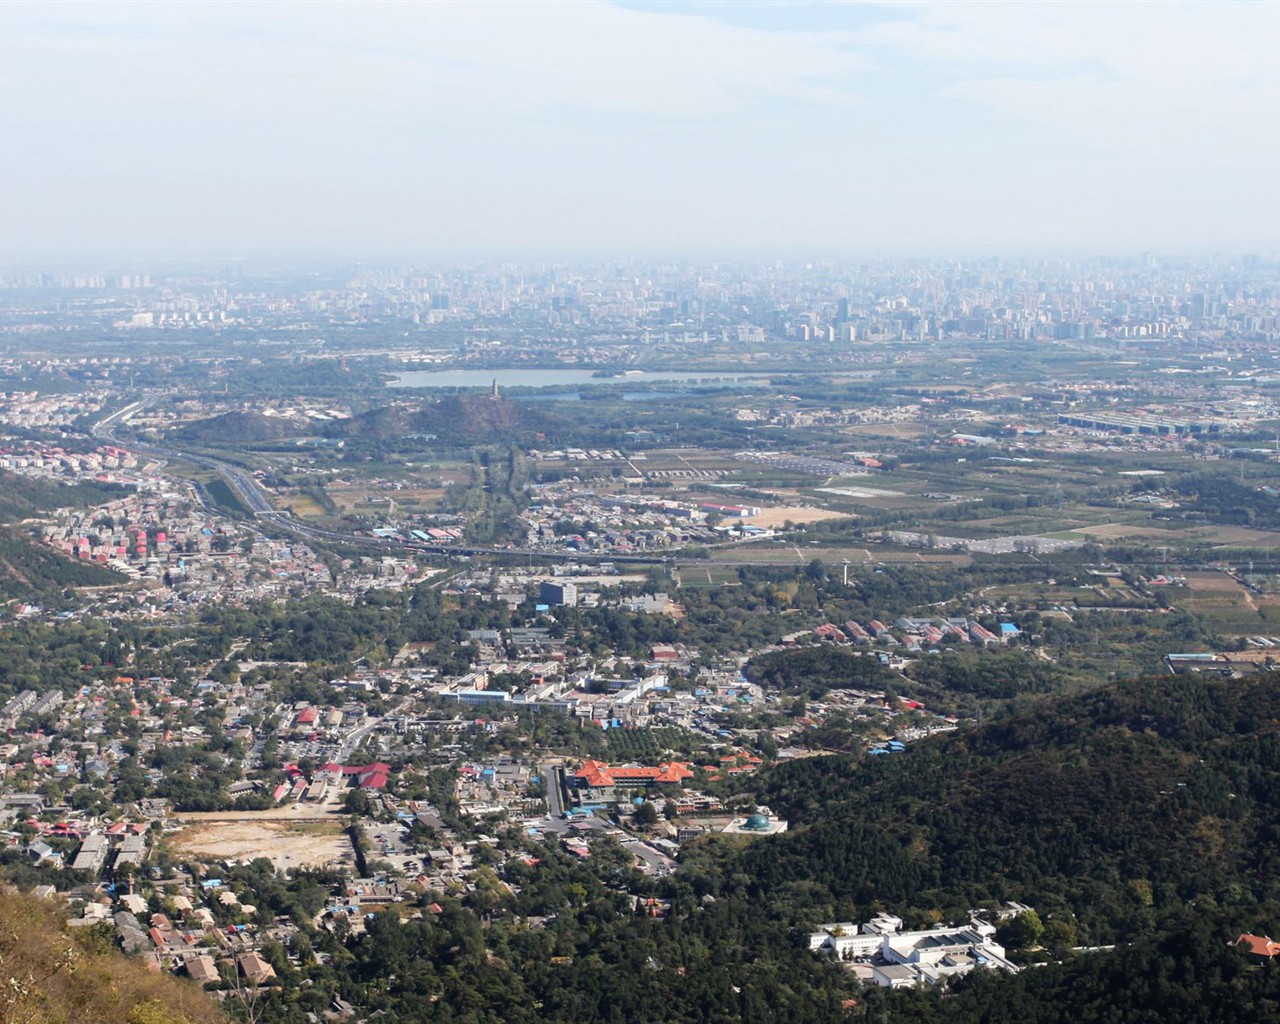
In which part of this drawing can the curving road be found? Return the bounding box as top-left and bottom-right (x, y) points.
(90, 400), (1136, 574)
(90, 399), (671, 564)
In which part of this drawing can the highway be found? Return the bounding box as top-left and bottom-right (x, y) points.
(90, 401), (1179, 576)
(92, 400), (1144, 574)
(89, 399), (672, 565)
(93, 402), (381, 547)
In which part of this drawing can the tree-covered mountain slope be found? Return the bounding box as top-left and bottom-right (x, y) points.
(736, 673), (1280, 940)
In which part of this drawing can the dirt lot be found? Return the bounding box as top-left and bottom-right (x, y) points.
(328, 485), (448, 514)
(172, 819), (353, 872)
(742, 506), (852, 528)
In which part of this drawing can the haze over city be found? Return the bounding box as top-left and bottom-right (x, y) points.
(3, 0), (1278, 258)
(7, 4), (1280, 1024)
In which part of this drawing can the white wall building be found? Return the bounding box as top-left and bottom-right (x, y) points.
(808, 911), (1020, 987)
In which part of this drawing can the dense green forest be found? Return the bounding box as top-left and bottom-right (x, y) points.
(0, 469), (126, 606)
(860, 923), (1280, 1024)
(0, 468), (126, 523)
(0, 526), (120, 605)
(904, 647), (1066, 700)
(743, 674), (1280, 941)
(745, 646), (900, 698)
(263, 907), (1280, 1024)
(1156, 470), (1280, 530)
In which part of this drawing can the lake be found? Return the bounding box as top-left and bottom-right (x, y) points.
(387, 368), (773, 390)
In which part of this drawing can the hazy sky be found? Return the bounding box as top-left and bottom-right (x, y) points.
(2, 1), (1277, 258)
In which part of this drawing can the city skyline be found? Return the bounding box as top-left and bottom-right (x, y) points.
(2, 1), (1278, 258)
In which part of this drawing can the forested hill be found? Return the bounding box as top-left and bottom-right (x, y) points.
(176, 410), (303, 442)
(0, 468), (125, 523)
(736, 673), (1280, 942)
(0, 469), (122, 605)
(859, 924), (1280, 1024)
(339, 395), (557, 444)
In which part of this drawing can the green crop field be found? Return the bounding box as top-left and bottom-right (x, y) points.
(203, 477), (252, 518)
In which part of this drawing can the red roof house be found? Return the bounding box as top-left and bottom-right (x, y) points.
(1237, 934), (1280, 962)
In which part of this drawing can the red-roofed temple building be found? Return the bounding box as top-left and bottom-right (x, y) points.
(571, 758), (693, 803)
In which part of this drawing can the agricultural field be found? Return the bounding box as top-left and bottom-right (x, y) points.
(676, 564), (743, 587)
(1183, 524), (1280, 548)
(1166, 571), (1280, 631)
(605, 726), (705, 761)
(706, 540), (972, 566)
(1074, 522), (1187, 541)
(326, 484), (452, 515)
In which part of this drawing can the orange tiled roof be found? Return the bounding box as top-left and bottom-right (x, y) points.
(574, 758), (693, 787)
(1237, 934), (1280, 957)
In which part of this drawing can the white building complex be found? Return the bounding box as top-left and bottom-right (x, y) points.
(808, 911), (1020, 987)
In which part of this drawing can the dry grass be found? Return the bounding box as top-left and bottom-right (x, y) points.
(1187, 525), (1280, 546)
(741, 507), (852, 528)
(328, 485), (449, 514)
(1183, 572), (1248, 594)
(1075, 523), (1183, 540)
(278, 494), (326, 517)
(1169, 571), (1270, 628)
(708, 543), (972, 566)
(0, 891), (227, 1024)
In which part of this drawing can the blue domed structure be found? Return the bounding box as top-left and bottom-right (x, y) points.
(744, 812), (770, 831)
